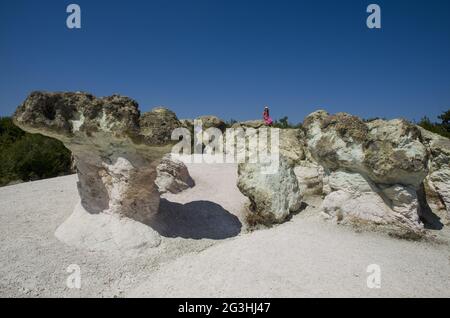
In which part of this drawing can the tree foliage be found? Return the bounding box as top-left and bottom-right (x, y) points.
(273, 116), (302, 129)
(418, 109), (450, 139)
(0, 117), (72, 186)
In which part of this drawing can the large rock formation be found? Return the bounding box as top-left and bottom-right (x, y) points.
(13, 92), (181, 253)
(303, 111), (429, 234)
(234, 123), (322, 197)
(419, 127), (450, 222)
(237, 156), (303, 225)
(13, 92), (449, 241)
(140, 107), (181, 145)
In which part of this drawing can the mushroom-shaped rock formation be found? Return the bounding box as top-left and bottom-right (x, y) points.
(14, 92), (181, 254)
(303, 110), (429, 235)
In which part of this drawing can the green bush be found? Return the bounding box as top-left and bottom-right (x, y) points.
(418, 110), (450, 139)
(273, 116), (302, 129)
(0, 117), (25, 147)
(0, 117), (72, 186)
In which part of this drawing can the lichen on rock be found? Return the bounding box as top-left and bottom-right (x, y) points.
(237, 156), (303, 225)
(155, 154), (195, 194)
(195, 115), (226, 131)
(14, 91), (182, 253)
(419, 127), (450, 223)
(302, 110), (430, 235)
(13, 92), (450, 244)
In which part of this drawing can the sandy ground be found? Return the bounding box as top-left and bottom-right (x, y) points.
(1, 163), (449, 298)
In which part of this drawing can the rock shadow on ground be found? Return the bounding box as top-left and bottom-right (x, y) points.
(152, 199), (242, 240)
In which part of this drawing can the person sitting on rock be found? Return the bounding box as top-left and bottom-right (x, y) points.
(263, 106), (273, 126)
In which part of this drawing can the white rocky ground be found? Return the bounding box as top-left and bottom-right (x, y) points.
(1, 163), (449, 298)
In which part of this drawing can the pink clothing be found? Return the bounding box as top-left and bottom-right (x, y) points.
(263, 109), (273, 125)
(264, 115), (273, 125)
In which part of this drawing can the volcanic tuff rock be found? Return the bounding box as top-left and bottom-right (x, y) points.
(140, 107), (181, 145)
(237, 156), (303, 224)
(294, 163), (324, 196)
(302, 110), (429, 234)
(279, 128), (306, 167)
(419, 127), (450, 222)
(14, 92), (181, 253)
(155, 154), (195, 194)
(195, 115), (226, 131)
(13, 91), (450, 240)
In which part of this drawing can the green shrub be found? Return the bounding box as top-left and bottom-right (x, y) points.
(0, 117), (25, 147)
(273, 116), (302, 129)
(418, 111), (450, 139)
(0, 117), (72, 186)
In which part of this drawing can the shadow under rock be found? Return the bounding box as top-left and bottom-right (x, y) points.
(151, 199), (242, 240)
(417, 183), (444, 230)
(419, 198), (444, 230)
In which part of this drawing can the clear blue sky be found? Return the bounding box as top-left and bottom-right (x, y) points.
(1, 0), (449, 123)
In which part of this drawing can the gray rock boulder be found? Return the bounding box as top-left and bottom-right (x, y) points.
(303, 110), (429, 234)
(237, 156), (303, 224)
(321, 171), (422, 233)
(304, 111), (428, 187)
(419, 127), (450, 221)
(155, 154), (195, 194)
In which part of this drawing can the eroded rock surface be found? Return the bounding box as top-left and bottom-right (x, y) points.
(14, 92), (180, 253)
(294, 163), (324, 196)
(14, 92), (449, 241)
(195, 115), (226, 131)
(237, 156), (303, 224)
(303, 110), (429, 234)
(419, 127), (450, 222)
(231, 120), (266, 129)
(279, 129), (306, 167)
(155, 154), (195, 194)
(140, 107), (181, 145)
(179, 119), (194, 131)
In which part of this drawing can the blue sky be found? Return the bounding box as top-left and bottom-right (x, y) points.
(1, 0), (449, 123)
